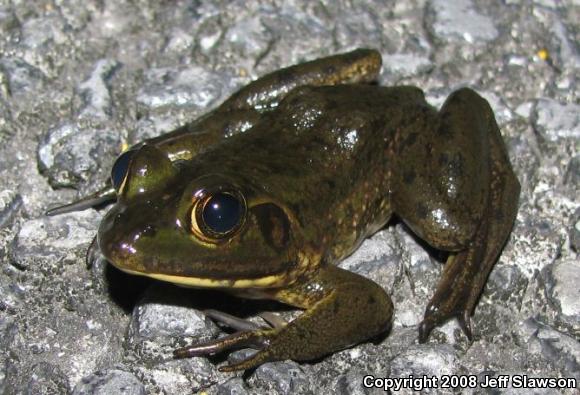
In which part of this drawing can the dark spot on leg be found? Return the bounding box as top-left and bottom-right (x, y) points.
(416, 203), (429, 220)
(448, 153), (464, 178)
(277, 69), (296, 86)
(437, 114), (453, 138)
(438, 153), (449, 166)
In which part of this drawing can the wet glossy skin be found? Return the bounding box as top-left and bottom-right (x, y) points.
(48, 49), (520, 372)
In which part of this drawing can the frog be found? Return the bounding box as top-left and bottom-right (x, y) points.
(47, 49), (520, 372)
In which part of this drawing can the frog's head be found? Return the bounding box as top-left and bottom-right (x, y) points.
(98, 144), (309, 289)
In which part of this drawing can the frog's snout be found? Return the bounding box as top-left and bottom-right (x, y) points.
(97, 203), (153, 271)
(97, 206), (128, 265)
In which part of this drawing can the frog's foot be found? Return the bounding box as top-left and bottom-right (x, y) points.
(175, 323), (325, 372)
(174, 329), (274, 371)
(174, 310), (292, 371)
(418, 249), (478, 342)
(173, 309), (276, 371)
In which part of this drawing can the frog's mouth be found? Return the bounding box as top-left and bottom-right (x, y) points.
(116, 267), (293, 289)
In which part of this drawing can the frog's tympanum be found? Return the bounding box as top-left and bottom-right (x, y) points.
(48, 49), (520, 372)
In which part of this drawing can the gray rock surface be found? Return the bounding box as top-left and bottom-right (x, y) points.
(0, 1), (578, 394)
(72, 369), (145, 395)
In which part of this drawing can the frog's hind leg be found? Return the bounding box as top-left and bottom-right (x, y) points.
(220, 48), (382, 112)
(416, 91), (520, 341)
(419, 150), (519, 341)
(147, 49), (383, 162)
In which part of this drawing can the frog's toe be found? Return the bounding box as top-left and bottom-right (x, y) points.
(202, 309), (286, 331)
(203, 309), (264, 332)
(85, 235), (99, 268)
(417, 306), (444, 343)
(458, 310), (473, 340)
(418, 318), (432, 343)
(219, 349), (274, 372)
(418, 245), (483, 342)
(418, 307), (473, 343)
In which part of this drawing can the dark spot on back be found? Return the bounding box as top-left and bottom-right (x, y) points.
(142, 224), (157, 237)
(324, 178), (336, 192)
(403, 170), (416, 185)
(401, 132), (418, 149)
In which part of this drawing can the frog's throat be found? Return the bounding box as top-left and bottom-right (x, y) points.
(118, 267), (289, 288)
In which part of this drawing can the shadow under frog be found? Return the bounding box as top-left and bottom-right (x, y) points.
(47, 49), (520, 372)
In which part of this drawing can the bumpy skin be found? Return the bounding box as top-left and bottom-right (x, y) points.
(53, 49), (520, 371)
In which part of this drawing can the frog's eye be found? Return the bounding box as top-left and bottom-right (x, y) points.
(203, 193), (244, 233)
(111, 149), (135, 191)
(191, 190), (246, 240)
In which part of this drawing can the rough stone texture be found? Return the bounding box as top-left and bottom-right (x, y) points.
(72, 369), (145, 395)
(0, 1), (578, 394)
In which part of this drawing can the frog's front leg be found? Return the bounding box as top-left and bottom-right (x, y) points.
(175, 265), (393, 372)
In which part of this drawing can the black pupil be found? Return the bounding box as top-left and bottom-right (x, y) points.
(202, 193), (242, 234)
(111, 150), (134, 191)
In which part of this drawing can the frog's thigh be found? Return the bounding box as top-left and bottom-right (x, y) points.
(221, 49), (382, 111)
(392, 88), (493, 251)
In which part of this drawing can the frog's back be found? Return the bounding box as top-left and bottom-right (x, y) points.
(192, 84), (437, 260)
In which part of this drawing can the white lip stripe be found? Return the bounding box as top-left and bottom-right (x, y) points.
(118, 267), (284, 288)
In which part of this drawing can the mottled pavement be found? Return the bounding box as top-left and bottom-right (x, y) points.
(0, 1), (578, 394)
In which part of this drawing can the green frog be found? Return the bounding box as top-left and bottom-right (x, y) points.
(47, 49), (520, 372)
